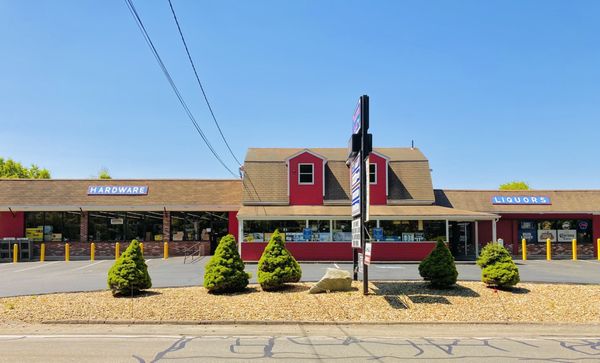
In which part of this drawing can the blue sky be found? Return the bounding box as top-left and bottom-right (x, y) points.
(1, 1), (599, 189)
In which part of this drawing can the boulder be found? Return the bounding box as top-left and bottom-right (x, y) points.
(309, 268), (353, 294)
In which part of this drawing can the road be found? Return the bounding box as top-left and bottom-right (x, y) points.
(0, 257), (598, 297)
(0, 323), (598, 362)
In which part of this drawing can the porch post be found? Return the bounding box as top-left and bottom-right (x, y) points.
(475, 221), (479, 256)
(238, 218), (243, 255)
(492, 218), (497, 243)
(445, 220), (449, 243)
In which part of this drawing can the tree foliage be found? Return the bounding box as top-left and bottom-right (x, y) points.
(476, 243), (520, 288)
(107, 239), (152, 296)
(499, 181), (530, 190)
(98, 168), (112, 179)
(0, 158), (50, 179)
(203, 234), (250, 293)
(418, 239), (458, 288)
(257, 230), (302, 291)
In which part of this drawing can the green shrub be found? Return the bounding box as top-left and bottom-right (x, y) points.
(257, 230), (302, 291)
(477, 243), (520, 288)
(107, 239), (151, 296)
(418, 239), (458, 288)
(203, 234), (250, 293)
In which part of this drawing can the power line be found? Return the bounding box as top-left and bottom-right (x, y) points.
(123, 0), (238, 178)
(167, 0), (242, 167)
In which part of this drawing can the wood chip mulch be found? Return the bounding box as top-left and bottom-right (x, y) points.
(1, 281), (599, 324)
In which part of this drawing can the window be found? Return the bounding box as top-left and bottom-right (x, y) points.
(243, 220), (306, 242)
(24, 212), (81, 242)
(170, 211), (228, 241)
(369, 163), (377, 184)
(88, 212), (126, 241)
(332, 220), (352, 241)
(298, 164), (314, 184)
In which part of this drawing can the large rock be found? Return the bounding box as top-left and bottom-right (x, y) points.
(309, 268), (353, 294)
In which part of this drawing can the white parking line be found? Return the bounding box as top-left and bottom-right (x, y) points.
(69, 260), (106, 272)
(333, 263), (340, 269)
(373, 265), (405, 269)
(13, 261), (60, 273)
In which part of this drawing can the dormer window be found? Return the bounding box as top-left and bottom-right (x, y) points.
(298, 163), (314, 184)
(369, 163), (377, 184)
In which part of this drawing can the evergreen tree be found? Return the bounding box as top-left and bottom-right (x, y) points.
(107, 239), (151, 296)
(203, 234), (250, 293)
(477, 243), (520, 288)
(418, 239), (458, 288)
(257, 230), (302, 291)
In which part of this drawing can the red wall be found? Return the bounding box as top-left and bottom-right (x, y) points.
(0, 211), (24, 238)
(368, 153), (387, 205)
(241, 241), (436, 262)
(288, 152), (324, 205)
(478, 221), (493, 246)
(594, 215), (600, 258)
(228, 211), (239, 241)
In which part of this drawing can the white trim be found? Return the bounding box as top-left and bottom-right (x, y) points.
(323, 161), (327, 197)
(385, 159), (389, 196)
(369, 163), (377, 184)
(238, 217), (243, 254)
(475, 221), (479, 256)
(368, 150), (391, 161)
(0, 205), (239, 212)
(445, 220), (449, 243)
(298, 163), (314, 185)
(284, 149), (327, 162)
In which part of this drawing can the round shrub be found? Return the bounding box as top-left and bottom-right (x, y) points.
(258, 230), (302, 291)
(107, 239), (151, 296)
(418, 239), (458, 288)
(477, 243), (520, 288)
(204, 234), (250, 293)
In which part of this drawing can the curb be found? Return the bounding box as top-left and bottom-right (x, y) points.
(41, 320), (600, 326)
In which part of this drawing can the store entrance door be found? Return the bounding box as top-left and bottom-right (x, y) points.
(448, 221), (476, 260)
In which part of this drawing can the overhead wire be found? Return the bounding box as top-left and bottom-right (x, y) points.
(166, 0), (242, 167)
(123, 0), (238, 178)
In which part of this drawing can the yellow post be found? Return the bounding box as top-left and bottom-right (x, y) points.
(546, 238), (551, 261)
(115, 242), (120, 260)
(572, 238), (577, 261)
(521, 238), (527, 261)
(598, 238), (600, 261)
(12, 243), (18, 263)
(140, 242), (144, 257)
(40, 243), (45, 262)
(90, 242), (95, 261)
(65, 243), (70, 262)
(163, 241), (168, 259)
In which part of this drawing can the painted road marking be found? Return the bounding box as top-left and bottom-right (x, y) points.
(333, 263), (340, 269)
(13, 261), (60, 273)
(372, 265), (405, 269)
(69, 260), (106, 272)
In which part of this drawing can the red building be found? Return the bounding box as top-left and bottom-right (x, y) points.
(1, 147), (599, 261)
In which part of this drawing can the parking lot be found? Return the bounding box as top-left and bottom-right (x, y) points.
(0, 257), (598, 297)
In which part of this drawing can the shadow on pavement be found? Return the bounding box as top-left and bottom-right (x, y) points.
(372, 281), (480, 309)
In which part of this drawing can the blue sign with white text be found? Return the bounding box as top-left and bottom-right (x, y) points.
(373, 227), (384, 241)
(303, 228), (312, 241)
(491, 195), (551, 205)
(88, 185), (149, 195)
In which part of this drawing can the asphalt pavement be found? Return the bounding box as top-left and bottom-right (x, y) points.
(0, 257), (598, 297)
(0, 323), (598, 362)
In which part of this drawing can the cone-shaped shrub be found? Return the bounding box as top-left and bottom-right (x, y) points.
(257, 229), (302, 291)
(477, 243), (520, 288)
(107, 239), (151, 296)
(203, 234), (250, 293)
(418, 239), (458, 288)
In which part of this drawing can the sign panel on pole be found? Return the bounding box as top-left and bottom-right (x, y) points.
(358, 253), (363, 273)
(352, 99), (361, 134)
(352, 217), (361, 248)
(365, 156), (370, 222)
(364, 242), (372, 265)
(351, 156), (361, 217)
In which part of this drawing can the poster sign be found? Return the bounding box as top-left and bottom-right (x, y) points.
(110, 218), (124, 225)
(365, 156), (370, 222)
(88, 185), (148, 195)
(557, 229), (577, 242)
(364, 242), (372, 265)
(303, 228), (312, 241)
(373, 227), (383, 241)
(491, 196), (551, 205)
(351, 156), (361, 217)
(537, 229), (557, 242)
(358, 253), (363, 273)
(352, 218), (361, 248)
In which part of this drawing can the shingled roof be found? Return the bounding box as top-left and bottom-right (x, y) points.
(0, 179), (242, 211)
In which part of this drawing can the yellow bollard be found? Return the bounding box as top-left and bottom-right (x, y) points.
(115, 242), (120, 260)
(572, 239), (577, 260)
(12, 243), (18, 263)
(91, 242), (95, 261)
(140, 242), (144, 257)
(546, 238), (551, 261)
(521, 238), (527, 261)
(40, 243), (45, 262)
(163, 241), (168, 259)
(65, 243), (70, 262)
(597, 238), (600, 261)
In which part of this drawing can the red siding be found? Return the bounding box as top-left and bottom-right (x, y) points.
(0, 211), (24, 238)
(368, 153), (387, 205)
(594, 215), (600, 258)
(478, 221), (493, 246)
(228, 211), (239, 241)
(288, 152), (324, 205)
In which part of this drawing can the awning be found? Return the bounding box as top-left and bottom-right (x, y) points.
(237, 205), (498, 220)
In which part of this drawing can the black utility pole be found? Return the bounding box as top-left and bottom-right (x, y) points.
(360, 95), (369, 295)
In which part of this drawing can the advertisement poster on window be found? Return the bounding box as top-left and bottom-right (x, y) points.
(364, 242), (372, 265)
(537, 230), (556, 242)
(402, 233), (415, 242)
(557, 229), (577, 242)
(373, 227), (383, 241)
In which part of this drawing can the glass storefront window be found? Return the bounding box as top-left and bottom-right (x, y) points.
(533, 219), (592, 243)
(423, 220), (446, 241)
(24, 212), (81, 242)
(25, 212), (44, 242)
(377, 220), (445, 242)
(243, 220), (306, 242)
(88, 212), (126, 241)
(126, 212), (163, 242)
(63, 212), (81, 242)
(332, 220), (351, 241)
(170, 211), (228, 242)
(308, 220), (331, 241)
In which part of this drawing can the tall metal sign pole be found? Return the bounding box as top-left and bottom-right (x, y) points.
(349, 95), (371, 295)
